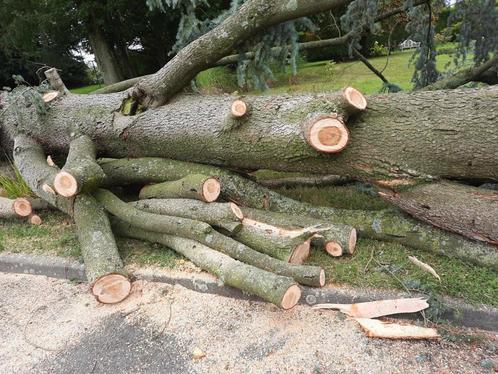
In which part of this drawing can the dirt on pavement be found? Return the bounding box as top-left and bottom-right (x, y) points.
(0, 272), (496, 374)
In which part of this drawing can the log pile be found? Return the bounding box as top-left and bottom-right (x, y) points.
(2, 80), (497, 309)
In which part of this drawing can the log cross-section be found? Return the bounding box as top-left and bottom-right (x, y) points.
(303, 116), (350, 153)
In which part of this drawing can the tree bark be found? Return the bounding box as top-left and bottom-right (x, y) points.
(95, 189), (326, 287)
(380, 182), (498, 245)
(139, 174), (220, 203)
(5, 87), (498, 183)
(112, 219), (301, 309)
(130, 0), (352, 107)
(13, 135), (131, 303)
(97, 158), (498, 270)
(53, 134), (105, 197)
(86, 19), (125, 85)
(257, 175), (352, 188)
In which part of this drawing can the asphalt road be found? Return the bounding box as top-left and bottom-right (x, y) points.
(0, 272), (496, 373)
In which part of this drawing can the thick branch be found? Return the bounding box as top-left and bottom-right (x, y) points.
(423, 54), (498, 91)
(99, 158), (498, 270)
(96, 189), (326, 287)
(379, 181), (498, 245)
(112, 219), (301, 309)
(131, 0), (351, 107)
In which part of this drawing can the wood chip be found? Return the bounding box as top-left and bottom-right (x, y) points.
(192, 347), (206, 360)
(408, 256), (441, 281)
(355, 318), (440, 340)
(312, 297), (429, 318)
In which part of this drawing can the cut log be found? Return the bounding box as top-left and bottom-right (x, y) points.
(53, 134), (105, 197)
(74, 194), (131, 304)
(139, 174), (221, 203)
(44, 67), (68, 94)
(241, 208), (357, 256)
(95, 189), (325, 287)
(0, 196), (32, 219)
(312, 298), (429, 318)
(303, 116), (349, 153)
(354, 318), (440, 340)
(28, 214), (42, 225)
(132, 199), (243, 234)
(13, 135), (130, 303)
(132, 198), (314, 263)
(98, 157), (498, 270)
(112, 219), (301, 309)
(379, 181), (498, 245)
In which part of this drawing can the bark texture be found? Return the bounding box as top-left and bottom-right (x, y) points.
(6, 88), (498, 183)
(112, 219), (301, 309)
(380, 182), (498, 245)
(96, 189), (325, 287)
(97, 157), (497, 269)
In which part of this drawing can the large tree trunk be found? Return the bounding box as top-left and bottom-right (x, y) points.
(86, 19), (125, 85)
(5, 87), (498, 183)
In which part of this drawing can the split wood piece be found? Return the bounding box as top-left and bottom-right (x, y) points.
(112, 220), (301, 309)
(139, 174), (221, 203)
(12, 136), (129, 304)
(241, 207), (357, 256)
(132, 199), (243, 235)
(42, 91), (59, 103)
(95, 189), (325, 287)
(408, 256), (441, 281)
(53, 134), (105, 197)
(303, 116), (349, 153)
(74, 194), (131, 304)
(44, 68), (68, 94)
(28, 214), (42, 225)
(98, 158), (497, 269)
(0, 196), (32, 219)
(354, 318), (440, 340)
(312, 298), (429, 318)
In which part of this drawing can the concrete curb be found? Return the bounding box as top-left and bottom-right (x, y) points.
(1, 252), (496, 331)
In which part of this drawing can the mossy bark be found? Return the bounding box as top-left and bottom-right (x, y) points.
(98, 157), (498, 269)
(131, 199), (242, 234)
(4, 88), (498, 183)
(96, 189), (325, 286)
(112, 219), (300, 308)
(139, 174), (218, 202)
(73, 194), (124, 282)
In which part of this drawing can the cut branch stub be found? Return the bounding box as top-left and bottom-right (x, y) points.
(304, 116), (349, 153)
(28, 214), (42, 225)
(44, 68), (68, 94)
(139, 174), (221, 203)
(42, 91), (59, 103)
(341, 86), (367, 118)
(0, 196), (32, 219)
(12, 198), (32, 217)
(231, 99), (248, 118)
(53, 135), (105, 197)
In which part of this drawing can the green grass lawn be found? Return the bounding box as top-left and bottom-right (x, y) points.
(196, 47), (467, 95)
(1, 183), (496, 308)
(69, 84), (104, 94)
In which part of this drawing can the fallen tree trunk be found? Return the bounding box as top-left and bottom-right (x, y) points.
(112, 219), (301, 309)
(95, 189), (326, 287)
(380, 182), (498, 245)
(257, 175), (353, 188)
(13, 134), (131, 303)
(5, 87), (498, 183)
(98, 157), (498, 269)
